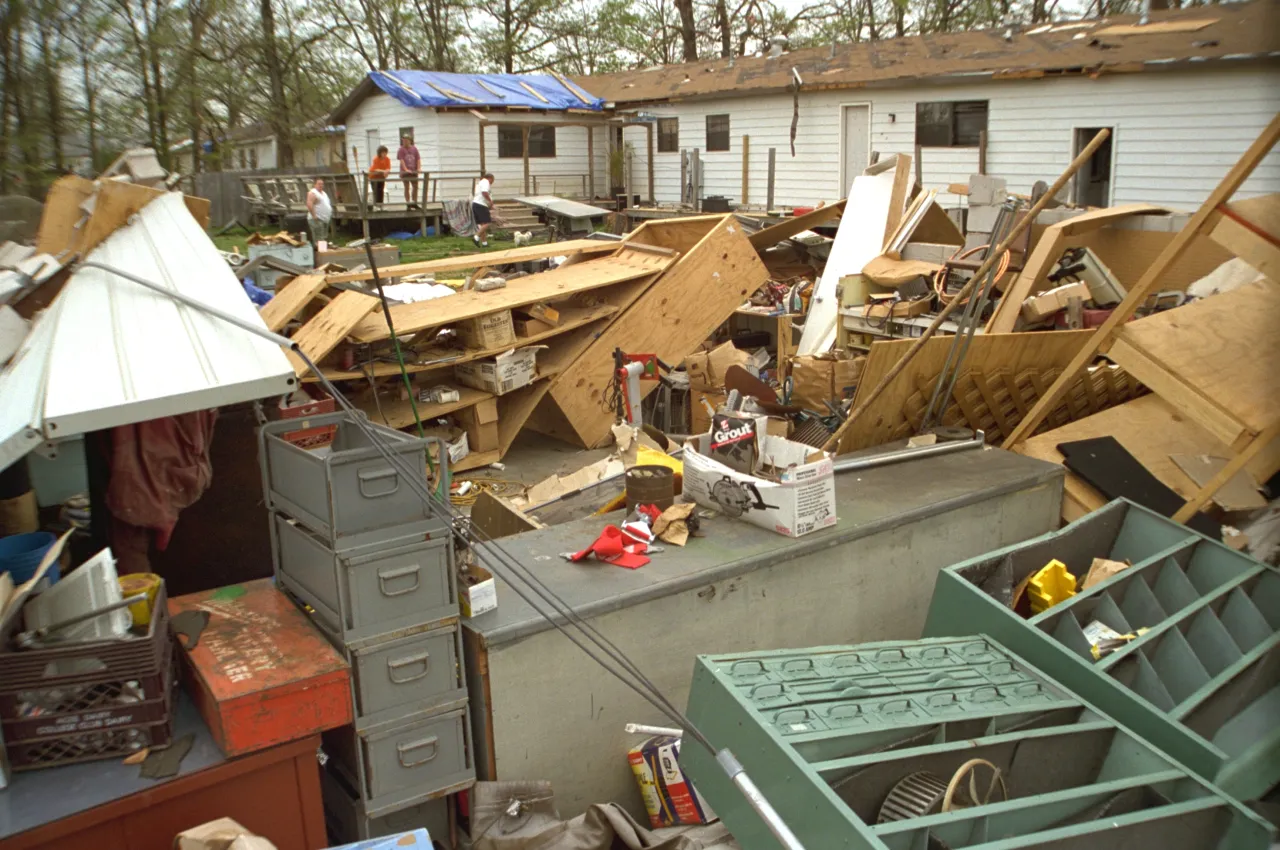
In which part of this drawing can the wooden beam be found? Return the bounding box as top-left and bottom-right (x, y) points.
(478, 123), (486, 176)
(325, 240), (619, 284)
(1172, 421), (1280, 523)
(741, 135), (750, 205)
(747, 200), (847, 250)
(260, 273), (328, 332)
(286, 290), (379, 376)
(522, 126), (531, 195)
(587, 127), (595, 200)
(767, 148), (776, 211)
(475, 80), (505, 100)
(1001, 115), (1280, 449)
(646, 124), (655, 204)
(518, 81), (549, 104)
(549, 71), (591, 106)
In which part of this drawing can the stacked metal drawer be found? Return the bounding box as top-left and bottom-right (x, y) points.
(680, 636), (1275, 850)
(259, 412), (474, 839)
(924, 498), (1280, 801)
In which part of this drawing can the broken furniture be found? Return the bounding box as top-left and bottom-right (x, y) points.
(258, 412), (473, 839)
(0, 696), (326, 850)
(511, 195), (611, 240)
(681, 634), (1274, 850)
(926, 498), (1280, 802)
(460, 448), (1063, 821)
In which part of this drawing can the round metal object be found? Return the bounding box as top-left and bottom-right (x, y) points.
(625, 465), (675, 512)
(931, 426), (976, 442)
(876, 771), (949, 823)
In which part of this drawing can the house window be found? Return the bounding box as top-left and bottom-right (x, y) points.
(657, 118), (679, 153)
(497, 125), (556, 158)
(398, 127), (415, 144)
(706, 114), (730, 152)
(249, 147), (258, 169)
(915, 100), (988, 147)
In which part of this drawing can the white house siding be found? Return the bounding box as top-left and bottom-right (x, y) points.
(609, 62), (1280, 209)
(344, 92), (609, 200)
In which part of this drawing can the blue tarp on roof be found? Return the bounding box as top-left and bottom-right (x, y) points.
(369, 70), (605, 112)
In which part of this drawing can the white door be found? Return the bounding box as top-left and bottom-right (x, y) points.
(840, 105), (870, 194)
(365, 129), (380, 167)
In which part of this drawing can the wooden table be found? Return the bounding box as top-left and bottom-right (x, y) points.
(0, 696), (326, 850)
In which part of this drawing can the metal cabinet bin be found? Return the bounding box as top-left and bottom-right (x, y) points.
(259, 411), (449, 549)
(321, 762), (449, 842)
(325, 702), (474, 818)
(681, 636), (1274, 850)
(348, 623), (467, 731)
(924, 498), (1280, 801)
(272, 513), (457, 645)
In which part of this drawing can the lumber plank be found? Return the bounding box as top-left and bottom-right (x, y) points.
(324, 239), (620, 283)
(286, 290), (379, 376)
(546, 216), (770, 447)
(986, 204), (1171, 334)
(1093, 18), (1216, 35)
(747, 201), (847, 250)
(1002, 115), (1280, 448)
(837, 330), (1097, 454)
(882, 153), (914, 245)
(627, 215), (723, 255)
(1108, 278), (1280, 438)
(360, 385), (493, 431)
(80, 181), (210, 257)
(1172, 421), (1280, 522)
(260, 274), (328, 332)
(35, 175), (96, 255)
(346, 253), (674, 343)
(1209, 193), (1279, 282)
(470, 491), (544, 540)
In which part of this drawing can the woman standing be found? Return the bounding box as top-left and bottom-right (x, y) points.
(368, 145), (392, 205)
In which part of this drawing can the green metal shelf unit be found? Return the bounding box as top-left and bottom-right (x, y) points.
(923, 499), (1280, 801)
(681, 636), (1274, 850)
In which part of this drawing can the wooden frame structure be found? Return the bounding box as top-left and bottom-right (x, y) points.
(1003, 114), (1280, 526)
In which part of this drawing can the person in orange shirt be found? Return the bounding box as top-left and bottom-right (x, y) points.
(368, 145), (392, 205)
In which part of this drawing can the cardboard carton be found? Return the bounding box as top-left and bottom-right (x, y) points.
(788, 354), (865, 411)
(683, 341), (750, 391)
(1021, 281), (1091, 323)
(455, 310), (516, 350)
(175, 819), (277, 850)
(459, 563), (497, 618)
(454, 348), (539, 395)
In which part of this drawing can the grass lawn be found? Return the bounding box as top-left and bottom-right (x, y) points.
(210, 228), (536, 265)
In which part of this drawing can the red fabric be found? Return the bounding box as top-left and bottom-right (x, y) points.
(570, 525), (650, 570)
(106, 410), (218, 571)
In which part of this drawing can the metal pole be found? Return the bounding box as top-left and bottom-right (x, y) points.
(832, 430), (985, 474)
(717, 750), (805, 850)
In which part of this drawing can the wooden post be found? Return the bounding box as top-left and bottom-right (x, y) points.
(979, 130), (988, 176)
(680, 150), (688, 207)
(646, 124), (655, 204)
(914, 143), (923, 188)
(741, 135), (750, 205)
(478, 123), (486, 175)
(767, 147), (776, 211)
(587, 126), (595, 200)
(359, 173), (371, 241)
(521, 126), (531, 195)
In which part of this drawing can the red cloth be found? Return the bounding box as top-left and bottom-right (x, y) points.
(106, 410), (218, 571)
(570, 525), (650, 569)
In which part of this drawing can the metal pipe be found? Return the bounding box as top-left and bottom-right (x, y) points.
(625, 723), (684, 737)
(833, 431), (985, 474)
(717, 750), (805, 850)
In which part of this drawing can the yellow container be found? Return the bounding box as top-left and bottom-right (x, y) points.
(1027, 559), (1076, 614)
(118, 573), (162, 627)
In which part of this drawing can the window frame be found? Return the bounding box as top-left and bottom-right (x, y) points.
(705, 114), (730, 153)
(497, 125), (557, 159)
(914, 100), (988, 148)
(657, 117), (679, 153)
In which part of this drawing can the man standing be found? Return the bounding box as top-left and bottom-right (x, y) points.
(397, 135), (421, 207)
(306, 177), (333, 248)
(471, 172), (495, 247)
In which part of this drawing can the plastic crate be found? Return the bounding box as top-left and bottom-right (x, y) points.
(924, 499), (1280, 801)
(276, 387), (338, 450)
(681, 636), (1275, 850)
(0, 581), (176, 770)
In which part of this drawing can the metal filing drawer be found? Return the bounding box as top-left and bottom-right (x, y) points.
(259, 411), (449, 549)
(350, 623), (466, 730)
(321, 763), (449, 842)
(325, 703), (474, 817)
(272, 514), (457, 644)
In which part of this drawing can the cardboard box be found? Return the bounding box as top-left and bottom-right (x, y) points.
(788, 354), (865, 411)
(175, 818), (277, 850)
(684, 341), (750, 391)
(457, 396), (500, 452)
(423, 424), (469, 465)
(455, 310), (516, 350)
(459, 563), (497, 618)
(454, 347), (538, 395)
(682, 432), (837, 538)
(690, 391), (788, 438)
(1021, 281), (1091, 323)
(628, 736), (713, 828)
(512, 310), (555, 337)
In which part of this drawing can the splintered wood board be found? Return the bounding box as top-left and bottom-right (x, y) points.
(747, 202), (846, 250)
(360, 385), (494, 431)
(80, 181), (210, 257)
(627, 216), (723, 255)
(546, 215), (770, 447)
(1210, 193), (1279, 282)
(1108, 279), (1280, 443)
(324, 239), (620, 283)
(287, 290), (380, 375)
(260, 274), (328, 332)
(347, 253), (673, 343)
(36, 175), (96, 255)
(837, 330), (1097, 454)
(1093, 18), (1216, 35)
(1015, 394), (1280, 522)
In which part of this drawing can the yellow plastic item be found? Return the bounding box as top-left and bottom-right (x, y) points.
(118, 573), (162, 627)
(1026, 559), (1076, 614)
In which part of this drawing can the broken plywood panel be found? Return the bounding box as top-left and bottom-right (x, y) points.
(747, 202), (846, 250)
(545, 216), (770, 448)
(80, 181), (210, 257)
(1170, 453), (1266, 512)
(287, 290), (379, 376)
(260, 274), (328, 332)
(35, 175), (96, 255)
(1209, 192), (1279, 283)
(325, 239), (620, 283)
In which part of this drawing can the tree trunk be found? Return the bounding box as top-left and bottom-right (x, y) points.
(894, 0), (905, 36)
(502, 0), (514, 73)
(183, 0), (209, 174)
(715, 0), (730, 57)
(259, 0), (293, 167)
(36, 5), (64, 171)
(81, 52), (97, 168)
(675, 0), (696, 61)
(0, 1), (18, 193)
(865, 0), (879, 40)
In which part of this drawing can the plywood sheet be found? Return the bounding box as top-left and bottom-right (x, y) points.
(546, 217), (770, 447)
(286, 290), (379, 376)
(35, 175), (95, 255)
(628, 216), (721, 255)
(324, 239), (619, 283)
(1111, 279), (1280, 435)
(260, 274), (328, 332)
(1210, 193), (1279, 283)
(347, 253), (672, 343)
(1169, 454), (1266, 512)
(747, 202), (846, 250)
(80, 182), (210, 257)
(1093, 18), (1216, 35)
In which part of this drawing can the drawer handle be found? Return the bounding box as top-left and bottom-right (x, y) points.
(397, 735), (439, 768)
(387, 651), (431, 684)
(378, 565), (421, 597)
(358, 466), (400, 498)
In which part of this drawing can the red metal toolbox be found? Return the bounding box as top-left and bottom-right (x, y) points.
(168, 578), (352, 758)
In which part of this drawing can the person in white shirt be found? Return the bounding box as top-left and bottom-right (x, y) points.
(306, 178), (333, 247)
(471, 172), (494, 247)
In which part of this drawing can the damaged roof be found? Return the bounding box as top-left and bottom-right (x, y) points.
(330, 70), (605, 124)
(574, 0), (1280, 104)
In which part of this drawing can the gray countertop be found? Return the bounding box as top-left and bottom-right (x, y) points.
(464, 448), (1062, 645)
